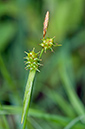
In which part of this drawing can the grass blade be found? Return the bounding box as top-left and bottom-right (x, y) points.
(0, 105), (85, 129)
(58, 51), (85, 116)
(43, 87), (76, 118)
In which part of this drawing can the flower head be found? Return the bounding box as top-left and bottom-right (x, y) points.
(24, 48), (41, 72)
(40, 37), (56, 52)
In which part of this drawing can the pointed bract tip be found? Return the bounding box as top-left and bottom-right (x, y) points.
(33, 48), (35, 51)
(24, 51), (28, 55)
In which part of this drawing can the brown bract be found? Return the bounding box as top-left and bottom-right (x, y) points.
(43, 11), (49, 38)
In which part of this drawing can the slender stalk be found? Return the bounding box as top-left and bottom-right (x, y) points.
(21, 70), (36, 127)
(21, 48), (44, 128)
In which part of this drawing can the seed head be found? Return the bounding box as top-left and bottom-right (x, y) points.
(24, 48), (41, 72)
(40, 37), (56, 52)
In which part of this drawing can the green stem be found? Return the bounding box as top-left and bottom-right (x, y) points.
(21, 70), (36, 127)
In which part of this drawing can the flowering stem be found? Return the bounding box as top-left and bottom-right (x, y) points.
(21, 70), (36, 127)
(21, 11), (62, 128)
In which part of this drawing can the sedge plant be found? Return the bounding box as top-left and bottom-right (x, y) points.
(21, 11), (61, 128)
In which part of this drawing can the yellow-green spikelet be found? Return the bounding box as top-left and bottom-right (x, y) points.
(40, 37), (55, 52)
(24, 49), (40, 72)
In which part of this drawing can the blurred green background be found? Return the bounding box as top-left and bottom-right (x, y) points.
(0, 0), (85, 129)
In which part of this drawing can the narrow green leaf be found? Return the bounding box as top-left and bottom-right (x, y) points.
(64, 115), (85, 129)
(0, 105), (85, 129)
(2, 116), (10, 129)
(28, 118), (43, 129)
(0, 105), (10, 129)
(43, 87), (76, 118)
(0, 23), (16, 52)
(58, 53), (85, 116)
(0, 55), (21, 105)
(21, 70), (36, 124)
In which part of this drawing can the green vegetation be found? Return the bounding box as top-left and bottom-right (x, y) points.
(0, 0), (85, 129)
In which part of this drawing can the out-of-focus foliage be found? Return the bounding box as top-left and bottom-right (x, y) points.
(0, 0), (85, 129)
